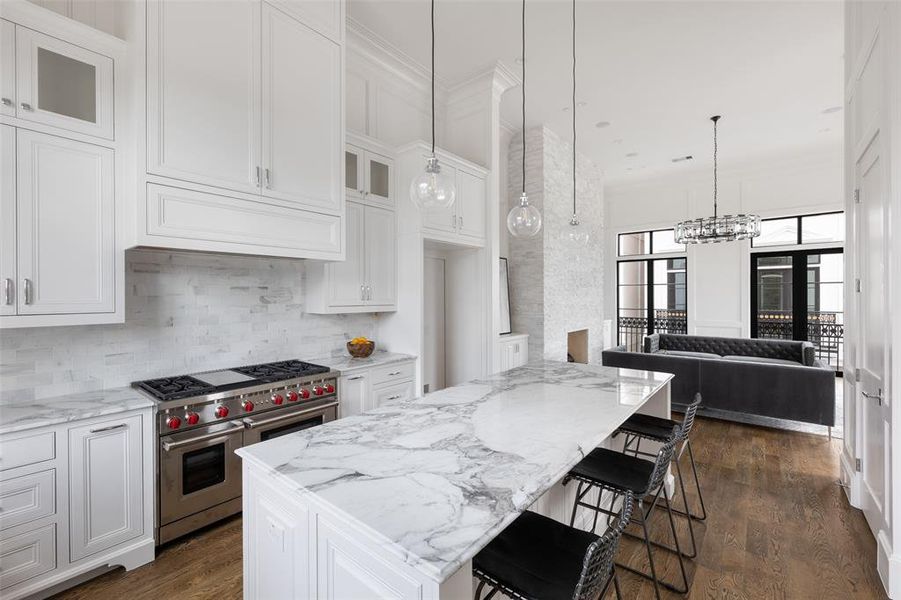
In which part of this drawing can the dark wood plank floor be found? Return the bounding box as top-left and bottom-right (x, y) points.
(53, 417), (886, 599)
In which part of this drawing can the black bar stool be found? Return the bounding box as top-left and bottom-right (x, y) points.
(473, 494), (633, 600)
(615, 392), (706, 558)
(566, 426), (688, 600)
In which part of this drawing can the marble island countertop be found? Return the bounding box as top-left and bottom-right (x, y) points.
(236, 360), (673, 583)
(0, 387), (155, 435)
(308, 350), (416, 376)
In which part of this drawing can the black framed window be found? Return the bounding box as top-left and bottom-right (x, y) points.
(752, 211), (844, 248)
(618, 228), (686, 257)
(617, 257), (687, 352)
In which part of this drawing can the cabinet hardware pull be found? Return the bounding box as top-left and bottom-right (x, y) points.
(1, 98), (12, 107)
(387, 395), (402, 401)
(360, 284), (365, 300)
(265, 168), (271, 188)
(255, 166), (261, 186)
(459, 216), (463, 229)
(161, 422), (244, 451)
(243, 402), (337, 430)
(388, 371), (402, 376)
(366, 285), (372, 301)
(20, 102), (32, 111)
(23, 278), (32, 305)
(3, 278), (11, 305)
(90, 423), (128, 434)
(347, 375), (364, 381)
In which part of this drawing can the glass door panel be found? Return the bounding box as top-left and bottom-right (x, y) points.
(651, 258), (687, 335)
(617, 261), (648, 351)
(807, 252), (844, 369)
(755, 254), (794, 340)
(367, 154), (392, 204)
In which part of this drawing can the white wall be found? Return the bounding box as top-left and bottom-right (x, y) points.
(605, 144), (843, 340)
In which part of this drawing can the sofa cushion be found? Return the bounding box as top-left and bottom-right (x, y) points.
(722, 355), (801, 367)
(662, 350), (722, 360)
(656, 333), (806, 364)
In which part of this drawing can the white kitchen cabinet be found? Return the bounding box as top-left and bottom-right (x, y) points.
(0, 125), (15, 316)
(372, 380), (415, 409)
(1, 20), (14, 117)
(0, 524), (56, 591)
(345, 139), (394, 208)
(421, 159), (458, 234)
(13, 26), (113, 139)
(327, 201), (365, 306)
(336, 358), (416, 418)
(497, 333), (529, 373)
(68, 414), (144, 561)
(261, 2), (341, 212)
(146, 0), (261, 195)
(15, 129), (115, 316)
(345, 144), (365, 201)
(338, 371), (370, 417)
(365, 205), (397, 306)
(456, 169), (487, 239)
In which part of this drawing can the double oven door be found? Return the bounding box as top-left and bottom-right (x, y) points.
(158, 400), (338, 541)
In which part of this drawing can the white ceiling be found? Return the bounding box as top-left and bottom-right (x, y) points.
(348, 0), (844, 184)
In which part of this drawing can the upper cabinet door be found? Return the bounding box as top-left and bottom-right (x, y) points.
(365, 152), (393, 207)
(457, 170), (486, 239)
(15, 27), (114, 139)
(328, 201), (364, 306)
(16, 129), (115, 315)
(0, 125), (15, 316)
(345, 144), (364, 201)
(147, 0), (262, 194)
(364, 205), (396, 307)
(261, 4), (341, 213)
(420, 158), (457, 233)
(1, 20), (15, 117)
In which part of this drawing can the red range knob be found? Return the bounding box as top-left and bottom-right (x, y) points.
(242, 400), (255, 412)
(271, 394), (284, 405)
(287, 390), (299, 402)
(299, 388), (311, 399)
(166, 416), (182, 430)
(324, 384), (335, 394)
(186, 412), (200, 426)
(215, 406), (229, 418)
(313, 386), (324, 396)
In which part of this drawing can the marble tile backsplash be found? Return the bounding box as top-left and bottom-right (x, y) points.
(0, 250), (379, 401)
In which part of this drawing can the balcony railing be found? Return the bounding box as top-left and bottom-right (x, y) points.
(757, 310), (844, 370)
(617, 310), (687, 353)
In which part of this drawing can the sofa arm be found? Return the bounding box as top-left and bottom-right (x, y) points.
(801, 342), (816, 366)
(643, 333), (661, 354)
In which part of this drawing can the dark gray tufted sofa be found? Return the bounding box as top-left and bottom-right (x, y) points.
(601, 333), (835, 426)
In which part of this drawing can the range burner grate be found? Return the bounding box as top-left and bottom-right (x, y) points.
(134, 376), (215, 402)
(233, 360), (330, 382)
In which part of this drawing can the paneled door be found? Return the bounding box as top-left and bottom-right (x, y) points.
(1, 20), (15, 117)
(147, 0), (261, 194)
(328, 201), (364, 306)
(364, 205), (396, 307)
(0, 125), (14, 316)
(856, 133), (889, 540)
(69, 414), (144, 561)
(261, 3), (342, 213)
(16, 129), (115, 315)
(456, 170), (486, 239)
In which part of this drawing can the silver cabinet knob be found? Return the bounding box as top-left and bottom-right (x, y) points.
(20, 102), (33, 111)
(1, 98), (12, 107)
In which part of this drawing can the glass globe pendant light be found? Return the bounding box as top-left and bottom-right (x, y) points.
(507, 0), (542, 238)
(409, 0), (455, 210)
(563, 0), (588, 247)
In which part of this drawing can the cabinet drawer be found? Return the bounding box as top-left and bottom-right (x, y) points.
(0, 524), (56, 590)
(0, 431), (55, 472)
(370, 361), (414, 388)
(0, 469), (55, 531)
(372, 380), (415, 409)
(146, 183), (342, 259)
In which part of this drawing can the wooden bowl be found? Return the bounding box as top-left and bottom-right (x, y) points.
(346, 340), (375, 358)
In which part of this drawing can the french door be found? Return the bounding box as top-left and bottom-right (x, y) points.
(617, 257), (687, 352)
(751, 248), (844, 371)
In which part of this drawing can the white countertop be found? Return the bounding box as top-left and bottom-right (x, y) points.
(236, 360), (673, 583)
(309, 351), (416, 376)
(0, 387), (155, 435)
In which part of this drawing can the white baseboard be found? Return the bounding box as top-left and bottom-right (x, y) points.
(839, 450), (862, 507)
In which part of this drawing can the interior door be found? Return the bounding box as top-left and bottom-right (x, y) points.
(328, 201), (364, 306)
(457, 170), (486, 238)
(1, 20), (15, 117)
(147, 0), (261, 194)
(261, 3), (342, 212)
(15, 26), (113, 139)
(364, 205), (396, 307)
(16, 129), (115, 315)
(0, 125), (14, 315)
(857, 133), (888, 539)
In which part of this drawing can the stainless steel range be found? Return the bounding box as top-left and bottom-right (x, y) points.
(133, 360), (338, 544)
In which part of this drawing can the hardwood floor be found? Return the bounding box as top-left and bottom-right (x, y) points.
(53, 417), (886, 600)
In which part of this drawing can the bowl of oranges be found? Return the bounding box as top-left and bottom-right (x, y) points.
(346, 336), (375, 358)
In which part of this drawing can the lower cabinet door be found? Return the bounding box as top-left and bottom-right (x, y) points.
(372, 380), (414, 409)
(68, 415), (143, 561)
(339, 372), (370, 417)
(0, 524), (56, 590)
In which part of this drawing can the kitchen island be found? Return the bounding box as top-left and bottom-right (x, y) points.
(236, 361), (673, 599)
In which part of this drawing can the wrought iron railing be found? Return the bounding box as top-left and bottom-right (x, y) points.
(617, 311), (687, 353)
(756, 310), (844, 369)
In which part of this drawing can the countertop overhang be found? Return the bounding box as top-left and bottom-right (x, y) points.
(236, 360), (673, 583)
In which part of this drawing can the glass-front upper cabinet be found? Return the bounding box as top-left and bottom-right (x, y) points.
(14, 27), (114, 139)
(345, 143), (394, 207)
(345, 144), (364, 201)
(365, 152), (392, 206)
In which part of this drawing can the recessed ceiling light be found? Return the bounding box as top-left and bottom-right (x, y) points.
(612, 138), (623, 144)
(819, 128), (832, 133)
(595, 121), (611, 128)
(625, 152), (638, 158)
(822, 106), (842, 114)
(577, 101), (587, 107)
(562, 106), (570, 112)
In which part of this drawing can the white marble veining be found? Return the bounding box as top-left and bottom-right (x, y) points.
(237, 360), (672, 583)
(0, 387), (155, 435)
(309, 351), (416, 376)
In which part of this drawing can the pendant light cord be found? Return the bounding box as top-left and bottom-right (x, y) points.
(521, 0), (526, 194)
(712, 115), (719, 218)
(431, 0), (436, 155)
(571, 0), (577, 218)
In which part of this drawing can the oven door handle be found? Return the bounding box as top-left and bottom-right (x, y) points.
(243, 402), (338, 430)
(161, 422), (244, 451)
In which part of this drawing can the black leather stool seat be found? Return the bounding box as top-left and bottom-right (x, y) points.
(473, 510), (601, 600)
(569, 448), (655, 496)
(617, 413), (679, 441)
